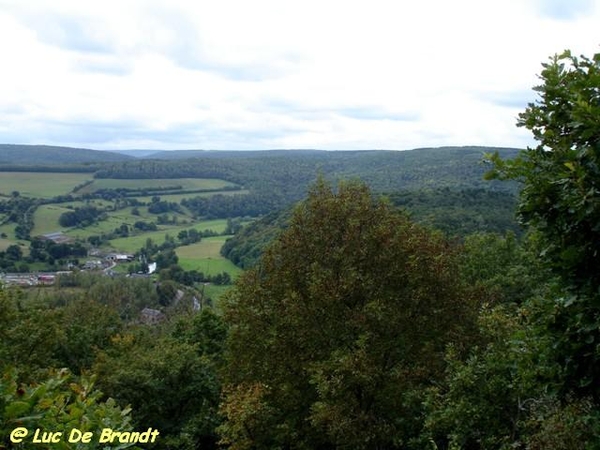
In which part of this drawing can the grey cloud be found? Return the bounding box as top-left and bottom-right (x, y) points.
(0, 115), (294, 150)
(135, 5), (302, 81)
(261, 99), (419, 122)
(7, 2), (299, 82)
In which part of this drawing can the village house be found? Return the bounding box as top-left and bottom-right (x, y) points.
(106, 253), (134, 263)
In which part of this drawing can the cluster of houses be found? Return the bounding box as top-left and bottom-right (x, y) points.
(2, 232), (185, 325)
(0, 251), (137, 287)
(0, 272), (66, 287)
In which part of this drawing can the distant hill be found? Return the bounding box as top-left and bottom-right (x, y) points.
(0, 144), (134, 165)
(106, 149), (162, 158)
(96, 146), (522, 195)
(148, 149), (326, 160)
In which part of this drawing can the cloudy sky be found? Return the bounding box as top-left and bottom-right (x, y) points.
(0, 0), (598, 151)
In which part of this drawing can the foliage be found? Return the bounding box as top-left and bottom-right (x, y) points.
(0, 367), (138, 450)
(53, 273), (161, 321)
(220, 208), (292, 269)
(0, 196), (38, 239)
(0, 288), (124, 378)
(486, 49), (600, 398)
(221, 187), (521, 271)
(182, 192), (285, 219)
(94, 309), (227, 449)
(419, 303), (543, 449)
(27, 238), (88, 264)
(219, 179), (480, 449)
(420, 291), (600, 450)
(388, 188), (521, 237)
(459, 231), (551, 305)
(58, 205), (105, 228)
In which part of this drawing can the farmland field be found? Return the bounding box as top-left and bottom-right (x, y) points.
(135, 189), (249, 203)
(0, 223), (28, 248)
(32, 205), (73, 236)
(107, 219), (230, 253)
(176, 236), (243, 278)
(33, 201), (119, 237)
(0, 172), (93, 198)
(78, 178), (239, 194)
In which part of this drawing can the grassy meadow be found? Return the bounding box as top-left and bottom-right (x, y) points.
(0, 172), (92, 198)
(32, 205), (73, 236)
(0, 223), (29, 249)
(0, 172), (243, 201)
(135, 189), (249, 203)
(176, 236), (243, 278)
(78, 178), (239, 194)
(108, 220), (230, 253)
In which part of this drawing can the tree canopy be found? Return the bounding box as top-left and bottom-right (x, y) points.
(487, 49), (600, 398)
(219, 179), (480, 449)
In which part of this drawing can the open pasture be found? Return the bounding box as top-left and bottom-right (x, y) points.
(32, 204), (73, 236)
(0, 172), (93, 198)
(107, 219), (230, 253)
(0, 223), (29, 251)
(32, 200), (117, 236)
(176, 236), (243, 278)
(77, 178), (239, 194)
(135, 189), (249, 203)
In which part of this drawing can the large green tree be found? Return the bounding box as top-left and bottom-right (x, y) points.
(486, 50), (600, 397)
(219, 180), (479, 449)
(93, 309), (227, 450)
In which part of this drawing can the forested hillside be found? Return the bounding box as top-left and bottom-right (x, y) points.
(0, 144), (133, 165)
(90, 146), (521, 216)
(95, 146), (520, 195)
(222, 187), (521, 269)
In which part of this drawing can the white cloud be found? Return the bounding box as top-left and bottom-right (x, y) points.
(0, 0), (598, 150)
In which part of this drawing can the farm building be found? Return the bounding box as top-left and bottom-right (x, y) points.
(106, 253), (134, 262)
(83, 260), (104, 270)
(39, 232), (72, 244)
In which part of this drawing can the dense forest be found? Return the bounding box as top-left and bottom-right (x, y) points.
(2, 49), (600, 449)
(93, 146), (519, 198)
(221, 187), (521, 269)
(0, 144), (133, 165)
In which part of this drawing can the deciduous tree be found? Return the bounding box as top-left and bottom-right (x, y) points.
(487, 49), (600, 397)
(219, 179), (479, 449)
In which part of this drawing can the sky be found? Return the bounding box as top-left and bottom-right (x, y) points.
(0, 0), (598, 151)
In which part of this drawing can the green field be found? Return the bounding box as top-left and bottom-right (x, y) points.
(135, 189), (249, 203)
(33, 201), (120, 237)
(0, 172), (93, 198)
(78, 178), (238, 194)
(0, 240), (28, 254)
(31, 197), (231, 252)
(176, 236), (243, 278)
(32, 205), (72, 236)
(0, 223), (29, 249)
(107, 220), (230, 253)
(202, 283), (235, 307)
